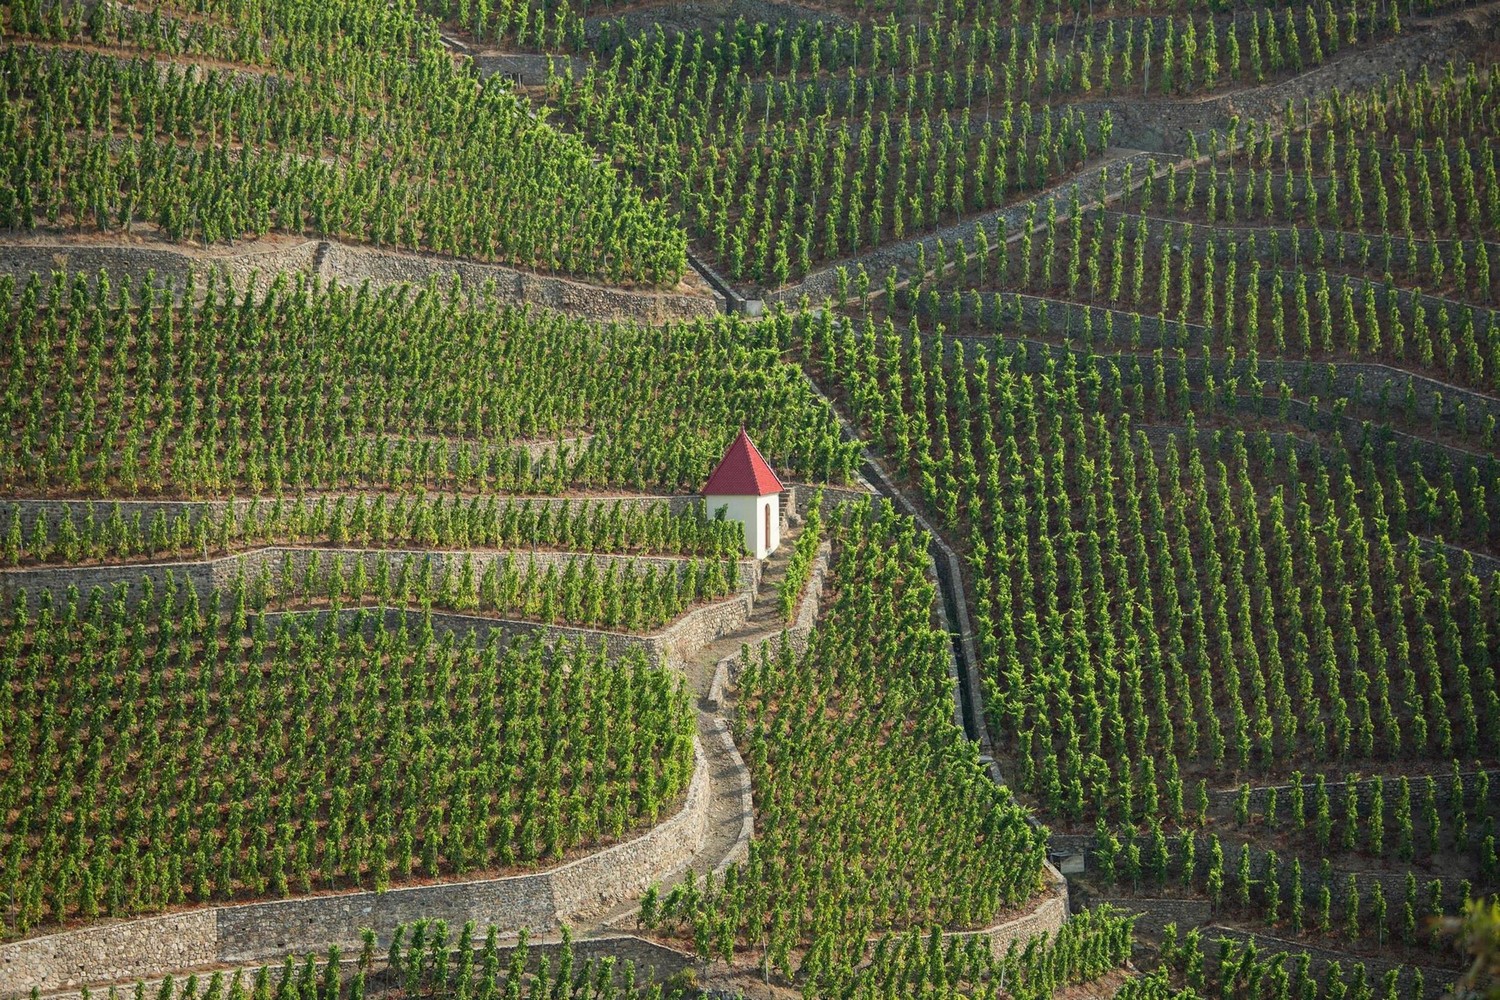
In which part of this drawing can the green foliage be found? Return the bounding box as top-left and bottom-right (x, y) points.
(0, 586), (695, 937)
(653, 501), (1046, 987)
(0, 2), (685, 284)
(796, 309), (1500, 829)
(0, 270), (860, 497)
(776, 490), (822, 621)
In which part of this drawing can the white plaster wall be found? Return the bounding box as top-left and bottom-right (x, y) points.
(763, 494), (781, 556)
(706, 494), (779, 559)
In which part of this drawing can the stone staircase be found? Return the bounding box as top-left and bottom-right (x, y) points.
(589, 521), (807, 935)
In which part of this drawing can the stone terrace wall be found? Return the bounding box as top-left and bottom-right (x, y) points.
(0, 741), (711, 998)
(465, 52), (590, 85)
(0, 545), (757, 604)
(1094, 896), (1214, 939)
(214, 737), (711, 963)
(319, 242), (720, 324)
(1201, 767), (1498, 818)
(0, 241), (320, 301)
(763, 151), (1166, 306)
(0, 239), (719, 325)
(0, 913), (218, 1000)
(1071, 12), (1472, 152)
(32, 936), (694, 1000)
(943, 863), (1070, 958)
(925, 290), (1500, 430)
(1204, 927), (1456, 999)
(0, 493), (704, 539)
(0, 585), (754, 671)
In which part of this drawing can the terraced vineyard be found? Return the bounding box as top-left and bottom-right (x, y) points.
(0, 0), (686, 284)
(788, 9), (1500, 992)
(2, 0), (1499, 996)
(648, 502), (1051, 983)
(1, 601), (694, 931)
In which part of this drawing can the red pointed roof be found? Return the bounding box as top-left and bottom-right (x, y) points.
(702, 429), (784, 497)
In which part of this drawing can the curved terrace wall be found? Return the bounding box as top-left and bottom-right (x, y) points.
(0, 545), (763, 666)
(945, 862), (1070, 958)
(0, 737), (712, 998)
(30, 937), (697, 1000)
(0, 545), (758, 602)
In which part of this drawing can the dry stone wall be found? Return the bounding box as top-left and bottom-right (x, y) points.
(1092, 896), (1214, 938)
(30, 936), (695, 1000)
(1072, 13), (1473, 152)
(936, 295), (1500, 430)
(0, 238), (719, 325)
(763, 151), (1167, 306)
(0, 545), (758, 607)
(0, 240), (319, 300)
(466, 52), (590, 85)
(944, 863), (1070, 958)
(0, 740), (711, 998)
(0, 494), (702, 539)
(1202, 927), (1455, 999)
(0, 913), (217, 1000)
(318, 242), (720, 323)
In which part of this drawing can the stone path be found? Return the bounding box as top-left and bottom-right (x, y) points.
(764, 146), (1165, 308)
(590, 532), (806, 934)
(13, 537), (806, 999)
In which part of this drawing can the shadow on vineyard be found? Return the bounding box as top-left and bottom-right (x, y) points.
(3, 0), (1500, 996)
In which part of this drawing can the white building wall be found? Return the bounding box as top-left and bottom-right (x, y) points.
(705, 493), (780, 560)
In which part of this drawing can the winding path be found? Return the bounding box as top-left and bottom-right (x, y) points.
(1, 524), (814, 999)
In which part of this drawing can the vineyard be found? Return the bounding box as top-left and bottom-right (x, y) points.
(0, 270), (860, 498)
(648, 502), (1049, 984)
(0, 589), (695, 934)
(424, 0), (1435, 289)
(3, 0), (1500, 995)
(777, 0), (1499, 987)
(0, 0), (686, 285)
(0, 266), (862, 946)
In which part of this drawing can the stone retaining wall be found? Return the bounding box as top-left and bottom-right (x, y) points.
(1093, 895), (1213, 939)
(0, 239), (717, 325)
(0, 544), (757, 604)
(0, 545), (764, 666)
(1082, 892), (1455, 997)
(0, 493), (704, 540)
(32, 935), (695, 1000)
(931, 330), (1500, 509)
(1054, 828), (1474, 914)
(1071, 14), (1470, 152)
(1080, 899), (1455, 997)
(764, 151), (1168, 306)
(466, 52), (591, 86)
(1202, 767), (1498, 817)
(1203, 926), (1457, 998)
(243, 591), (756, 669)
(1105, 210), (1500, 270)
(319, 242), (719, 324)
(0, 740), (711, 998)
(0, 912), (219, 1000)
(944, 862), (1070, 958)
(0, 240), (322, 301)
